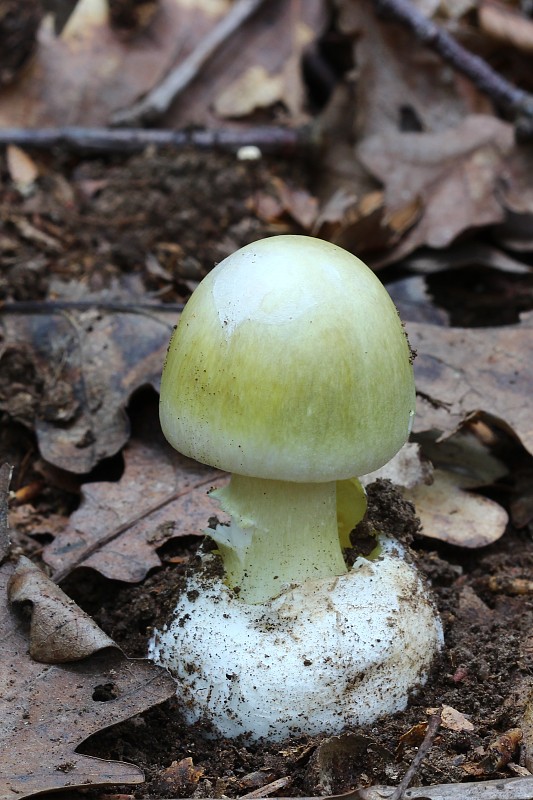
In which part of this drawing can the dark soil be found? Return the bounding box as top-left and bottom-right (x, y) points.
(1, 145), (532, 799)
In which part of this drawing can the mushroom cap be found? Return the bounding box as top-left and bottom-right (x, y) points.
(160, 235), (415, 482)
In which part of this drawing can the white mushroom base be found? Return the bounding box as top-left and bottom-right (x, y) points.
(148, 537), (443, 741)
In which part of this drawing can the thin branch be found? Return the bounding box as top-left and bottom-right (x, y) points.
(111, 0), (267, 126)
(374, 0), (533, 135)
(0, 300), (185, 315)
(0, 125), (312, 155)
(389, 710), (442, 800)
(240, 776), (292, 798)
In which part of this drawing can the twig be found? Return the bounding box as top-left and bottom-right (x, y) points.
(373, 0), (533, 136)
(0, 125), (312, 155)
(0, 300), (184, 315)
(389, 710), (442, 800)
(111, 0), (267, 126)
(239, 776), (292, 798)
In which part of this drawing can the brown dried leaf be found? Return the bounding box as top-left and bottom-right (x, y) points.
(251, 177), (319, 230)
(8, 556), (115, 662)
(167, 0), (326, 127)
(0, 0), (227, 127)
(477, 729), (523, 774)
(214, 65), (285, 118)
(42, 401), (225, 582)
(6, 145), (39, 193)
(426, 705), (475, 732)
(152, 757), (205, 795)
(402, 468), (508, 548)
(358, 115), (513, 259)
(408, 312), (533, 454)
(0, 0), (325, 128)
(479, 1), (533, 54)
(500, 146), (533, 215)
(365, 430), (509, 548)
(0, 559), (175, 799)
(338, 0), (491, 141)
(361, 442), (432, 490)
(396, 721), (429, 760)
(0, 308), (175, 473)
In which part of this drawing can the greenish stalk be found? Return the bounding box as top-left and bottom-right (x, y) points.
(209, 475), (348, 604)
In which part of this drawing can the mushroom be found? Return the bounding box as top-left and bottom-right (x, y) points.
(149, 235), (443, 741)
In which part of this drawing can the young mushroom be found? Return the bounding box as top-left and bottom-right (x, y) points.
(149, 235), (443, 741)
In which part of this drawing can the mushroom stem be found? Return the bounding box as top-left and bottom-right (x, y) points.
(210, 475), (348, 604)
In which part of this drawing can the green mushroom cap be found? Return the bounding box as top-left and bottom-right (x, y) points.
(160, 235), (415, 483)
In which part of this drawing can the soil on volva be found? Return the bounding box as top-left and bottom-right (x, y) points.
(1, 146), (532, 798)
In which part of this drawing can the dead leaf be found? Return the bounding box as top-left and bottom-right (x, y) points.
(479, 1), (533, 54)
(250, 176), (319, 230)
(42, 399), (226, 582)
(338, 0), (491, 141)
(408, 312), (533, 455)
(152, 757), (205, 794)
(396, 721), (429, 759)
(6, 145), (39, 194)
(358, 115), (513, 259)
(0, 308), (175, 473)
(8, 556), (115, 662)
(0, 0), (227, 127)
(402, 467), (508, 548)
(410, 435), (508, 545)
(426, 705), (475, 732)
(0, 558), (175, 799)
(167, 0), (326, 127)
(388, 275), (451, 325)
(0, 0), (325, 128)
(403, 241), (532, 277)
(468, 729), (523, 775)
(361, 442), (432, 489)
(364, 429), (510, 548)
(500, 146), (533, 216)
(214, 65), (285, 118)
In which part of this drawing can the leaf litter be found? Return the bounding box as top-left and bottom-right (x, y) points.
(0, 470), (175, 799)
(1, 0), (533, 796)
(42, 397), (226, 583)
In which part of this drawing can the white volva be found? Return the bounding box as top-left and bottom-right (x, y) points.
(149, 538), (443, 741)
